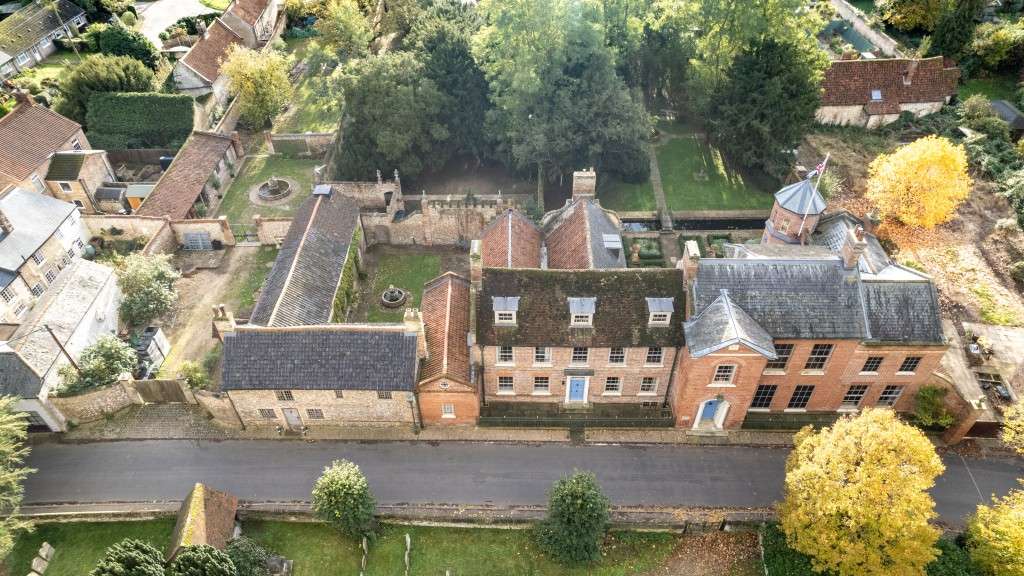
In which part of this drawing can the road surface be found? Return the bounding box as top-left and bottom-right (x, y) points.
(23, 440), (1022, 525)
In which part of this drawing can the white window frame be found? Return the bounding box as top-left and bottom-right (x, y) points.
(648, 312), (671, 326)
(532, 376), (550, 395)
(803, 343), (833, 372)
(841, 384), (869, 409)
(877, 385), (904, 407)
(30, 283), (44, 297)
(570, 313), (593, 327)
(31, 251), (46, 266)
(603, 376), (621, 395)
(533, 347), (551, 365)
(70, 138), (82, 151)
(749, 384), (778, 411)
(59, 182), (74, 194)
(497, 346), (514, 366)
(639, 377), (657, 395)
(441, 403), (456, 418)
(765, 343), (794, 373)
(645, 347), (663, 366)
(16, 52), (30, 66)
(44, 268), (57, 284)
(860, 356), (883, 375)
(0, 287), (14, 303)
(608, 347), (626, 365)
(38, 36), (51, 49)
(897, 356), (922, 375)
(497, 376), (515, 395)
(495, 311), (516, 325)
(786, 385), (815, 411)
(30, 174), (44, 193)
(870, 89), (882, 101)
(570, 347), (588, 365)
(710, 364), (736, 386)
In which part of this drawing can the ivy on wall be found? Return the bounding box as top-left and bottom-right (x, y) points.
(332, 226), (362, 322)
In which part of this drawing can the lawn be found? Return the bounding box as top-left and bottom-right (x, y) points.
(274, 39), (341, 134)
(246, 521), (678, 576)
(658, 136), (775, 212)
(364, 249), (442, 322)
(225, 246), (279, 313)
(200, 0), (231, 9)
(13, 50), (82, 84)
(959, 75), (1020, 103)
(217, 155), (318, 224)
(599, 177), (657, 212)
(3, 519), (175, 576)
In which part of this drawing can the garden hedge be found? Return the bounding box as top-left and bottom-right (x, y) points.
(86, 92), (194, 149)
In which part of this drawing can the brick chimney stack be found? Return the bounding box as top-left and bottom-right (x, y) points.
(841, 224), (867, 269)
(0, 209), (12, 236)
(12, 89), (35, 107)
(572, 168), (596, 199)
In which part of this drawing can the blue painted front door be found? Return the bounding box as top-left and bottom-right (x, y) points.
(568, 377), (587, 402)
(700, 399), (719, 422)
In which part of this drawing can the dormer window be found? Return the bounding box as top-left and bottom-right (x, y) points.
(492, 296), (519, 325)
(568, 297), (596, 328)
(645, 297), (674, 326)
(870, 89), (882, 101)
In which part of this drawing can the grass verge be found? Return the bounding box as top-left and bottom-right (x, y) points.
(274, 39), (340, 134)
(599, 177), (657, 212)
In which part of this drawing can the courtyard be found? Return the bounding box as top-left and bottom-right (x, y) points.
(216, 155), (318, 225)
(351, 245), (468, 323)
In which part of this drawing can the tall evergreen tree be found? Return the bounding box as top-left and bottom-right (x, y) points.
(0, 397), (32, 559)
(928, 0), (984, 59)
(709, 37), (826, 179)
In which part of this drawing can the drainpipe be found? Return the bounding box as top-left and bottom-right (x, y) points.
(662, 345), (681, 412)
(409, 391), (422, 434)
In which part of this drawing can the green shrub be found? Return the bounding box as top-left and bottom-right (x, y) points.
(178, 360), (209, 390)
(913, 385), (956, 430)
(90, 539), (165, 576)
(926, 538), (976, 576)
(59, 335), (137, 395)
(86, 92), (194, 149)
(1011, 261), (1024, 283)
(535, 471), (610, 565)
(312, 459), (377, 539)
(120, 11), (137, 27)
(168, 545), (235, 576)
(226, 537), (270, 576)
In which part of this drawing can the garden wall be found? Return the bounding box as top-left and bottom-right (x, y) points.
(171, 218), (237, 247)
(194, 390), (243, 430)
(49, 381), (143, 425)
(254, 216), (292, 245)
(144, 222), (178, 255)
(363, 195), (529, 247)
(82, 214), (168, 240)
(269, 132), (335, 159)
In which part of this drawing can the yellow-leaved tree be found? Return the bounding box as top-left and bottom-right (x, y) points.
(779, 408), (945, 576)
(967, 484), (1024, 576)
(866, 135), (971, 228)
(222, 45), (293, 130)
(1002, 402), (1024, 456)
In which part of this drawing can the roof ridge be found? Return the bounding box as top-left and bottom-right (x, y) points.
(268, 194), (323, 325)
(441, 275), (452, 376)
(581, 201), (594, 268)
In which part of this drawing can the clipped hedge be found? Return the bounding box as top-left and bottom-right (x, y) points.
(86, 92), (194, 149)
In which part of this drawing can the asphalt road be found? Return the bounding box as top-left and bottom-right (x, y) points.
(23, 440), (1023, 524)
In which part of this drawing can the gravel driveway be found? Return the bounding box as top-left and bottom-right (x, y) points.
(136, 0), (215, 47)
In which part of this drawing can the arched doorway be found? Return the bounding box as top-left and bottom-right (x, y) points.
(693, 397), (730, 430)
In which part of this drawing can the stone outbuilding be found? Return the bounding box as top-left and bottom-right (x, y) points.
(168, 483), (239, 561)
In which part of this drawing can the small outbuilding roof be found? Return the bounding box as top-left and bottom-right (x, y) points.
(167, 483), (238, 561)
(420, 272), (471, 386)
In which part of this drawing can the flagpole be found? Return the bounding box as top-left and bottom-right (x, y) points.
(798, 153), (829, 238)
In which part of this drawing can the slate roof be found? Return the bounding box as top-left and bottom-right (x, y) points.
(420, 272), (471, 385)
(480, 209), (542, 268)
(137, 131), (233, 219)
(227, 0), (271, 25)
(44, 151), (90, 181)
(812, 211), (890, 275)
(861, 280), (944, 344)
(221, 326), (419, 391)
(180, 19), (242, 83)
(693, 259), (867, 340)
(992, 100), (1024, 131)
(774, 178), (826, 216)
(684, 289), (776, 358)
(0, 0), (84, 60)
(725, 243), (836, 260)
(0, 344), (43, 398)
(820, 57), (959, 109)
(0, 187), (76, 276)
(542, 198), (625, 269)
(0, 103), (81, 185)
(477, 268), (686, 347)
(249, 191), (360, 327)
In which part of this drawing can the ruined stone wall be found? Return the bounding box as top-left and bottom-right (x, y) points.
(254, 216), (292, 245)
(195, 390), (244, 430)
(82, 214), (167, 240)
(49, 381), (142, 425)
(171, 217), (237, 246)
(363, 195), (530, 247)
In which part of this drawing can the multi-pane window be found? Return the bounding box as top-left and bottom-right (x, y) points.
(498, 376), (514, 393)
(804, 344), (834, 370)
(441, 403), (455, 418)
(608, 347), (625, 365)
(640, 377), (657, 394)
(534, 347), (550, 364)
(275, 390), (294, 401)
(44, 269), (57, 284)
(645, 347), (663, 365)
(306, 408), (324, 419)
(842, 385), (869, 407)
(1, 287), (13, 303)
(533, 377), (550, 394)
(497, 346), (514, 364)
(898, 356), (922, 373)
(649, 312), (670, 325)
(495, 311), (516, 324)
(571, 347), (588, 364)
(604, 377), (621, 394)
(13, 303), (26, 317)
(30, 283), (43, 297)
(571, 313), (593, 326)
(258, 408), (276, 419)
(31, 251), (45, 265)
(750, 385), (778, 409)
(712, 364), (736, 384)
(976, 372), (1004, 387)
(861, 356), (883, 373)
(377, 390), (392, 400)
(765, 344), (794, 370)
(877, 385), (904, 406)
(74, 239), (84, 250)
(22, 411), (47, 427)
(788, 385), (815, 409)
(334, 390), (345, 399)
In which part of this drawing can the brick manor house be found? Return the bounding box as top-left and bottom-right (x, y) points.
(212, 169), (945, 432)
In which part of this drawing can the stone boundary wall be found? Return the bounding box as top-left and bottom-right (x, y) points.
(933, 373), (988, 445)
(194, 390), (243, 430)
(363, 195), (530, 246)
(171, 217), (237, 247)
(49, 381), (142, 425)
(214, 96), (243, 135)
(144, 221), (177, 255)
(82, 214), (168, 240)
(254, 216), (292, 245)
(269, 132), (335, 159)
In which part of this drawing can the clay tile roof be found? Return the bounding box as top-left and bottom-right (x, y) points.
(227, 0), (270, 25)
(136, 131), (233, 219)
(820, 57), (959, 109)
(0, 104), (81, 184)
(167, 483), (238, 561)
(181, 19), (243, 83)
(543, 198), (625, 269)
(544, 201), (590, 269)
(420, 272), (471, 385)
(480, 209), (542, 268)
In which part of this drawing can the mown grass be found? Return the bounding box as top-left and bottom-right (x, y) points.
(217, 155), (318, 224)
(365, 250), (442, 322)
(274, 39), (341, 134)
(225, 246), (280, 313)
(658, 137), (774, 211)
(959, 75), (1020, 103)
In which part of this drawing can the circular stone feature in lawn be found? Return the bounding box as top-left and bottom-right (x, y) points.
(381, 284), (408, 308)
(248, 176), (300, 206)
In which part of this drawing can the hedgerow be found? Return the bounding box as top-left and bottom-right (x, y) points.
(86, 92), (194, 149)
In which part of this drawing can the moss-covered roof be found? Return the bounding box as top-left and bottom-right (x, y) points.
(0, 0), (84, 59)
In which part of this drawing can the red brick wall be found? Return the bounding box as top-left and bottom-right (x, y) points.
(673, 346), (768, 429)
(419, 390), (479, 425)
